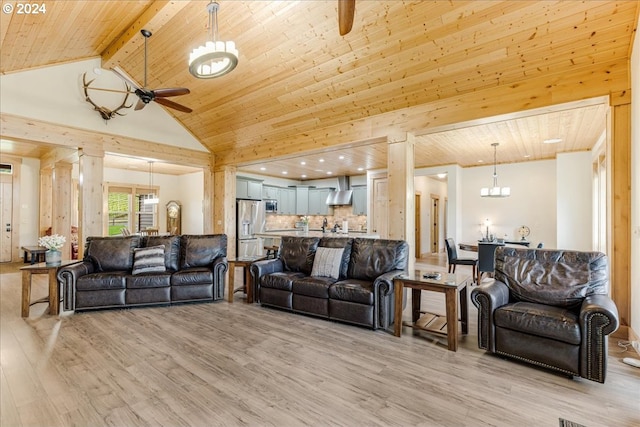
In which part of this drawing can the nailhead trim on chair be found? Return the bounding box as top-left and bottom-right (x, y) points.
(471, 292), (490, 350)
(494, 350), (579, 377)
(585, 312), (610, 383)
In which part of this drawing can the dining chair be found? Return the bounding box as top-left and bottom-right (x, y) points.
(477, 242), (502, 284)
(445, 238), (477, 281)
(536, 242), (544, 248)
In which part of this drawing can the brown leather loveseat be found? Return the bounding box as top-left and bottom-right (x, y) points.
(471, 246), (619, 383)
(250, 236), (409, 330)
(58, 234), (228, 312)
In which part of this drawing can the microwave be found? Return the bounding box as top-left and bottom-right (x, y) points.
(264, 199), (278, 213)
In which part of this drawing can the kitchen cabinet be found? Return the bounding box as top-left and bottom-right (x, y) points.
(296, 187), (309, 215)
(280, 188), (296, 214)
(236, 177), (263, 200)
(262, 185), (279, 200)
(351, 186), (367, 215)
(308, 188), (333, 215)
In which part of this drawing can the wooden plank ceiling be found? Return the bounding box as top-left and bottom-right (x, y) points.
(1, 1), (637, 179)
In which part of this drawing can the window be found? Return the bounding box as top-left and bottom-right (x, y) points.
(107, 184), (158, 235)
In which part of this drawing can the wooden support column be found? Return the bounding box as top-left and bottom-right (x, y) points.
(213, 165), (237, 257)
(203, 161), (215, 234)
(609, 97), (631, 334)
(39, 167), (52, 235)
(387, 133), (415, 271)
(78, 148), (104, 258)
(51, 161), (73, 259)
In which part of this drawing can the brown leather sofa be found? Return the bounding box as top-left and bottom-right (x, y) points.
(471, 246), (619, 383)
(250, 236), (409, 330)
(58, 234), (228, 312)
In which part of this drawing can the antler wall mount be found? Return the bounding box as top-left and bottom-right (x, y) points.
(82, 72), (132, 121)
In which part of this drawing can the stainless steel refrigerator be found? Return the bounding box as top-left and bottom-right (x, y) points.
(237, 199), (265, 257)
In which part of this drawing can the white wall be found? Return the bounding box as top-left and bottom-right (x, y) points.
(19, 158), (40, 246)
(178, 171), (204, 234)
(557, 151), (593, 250)
(630, 21), (640, 344)
(460, 160), (557, 247)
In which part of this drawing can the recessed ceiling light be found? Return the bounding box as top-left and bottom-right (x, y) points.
(543, 138), (563, 144)
(357, 167), (364, 171)
(523, 154), (531, 158)
(478, 160), (484, 163)
(301, 174), (307, 178)
(300, 161), (306, 165)
(260, 167), (266, 171)
(326, 171), (332, 175)
(338, 155), (344, 160)
(282, 171), (288, 175)
(319, 159), (324, 163)
(437, 173), (447, 179)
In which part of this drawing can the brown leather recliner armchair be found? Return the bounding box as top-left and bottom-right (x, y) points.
(471, 247), (619, 383)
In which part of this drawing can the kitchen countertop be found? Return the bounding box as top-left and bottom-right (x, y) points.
(258, 229), (380, 239)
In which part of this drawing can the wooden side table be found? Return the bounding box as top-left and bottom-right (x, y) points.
(20, 260), (79, 317)
(227, 256), (266, 303)
(393, 271), (470, 351)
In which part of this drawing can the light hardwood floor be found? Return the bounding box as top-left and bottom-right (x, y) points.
(1, 260), (639, 427)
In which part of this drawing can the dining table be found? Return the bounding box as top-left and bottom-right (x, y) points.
(458, 240), (530, 252)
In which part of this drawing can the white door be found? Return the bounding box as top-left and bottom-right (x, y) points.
(0, 174), (13, 262)
(371, 177), (388, 238)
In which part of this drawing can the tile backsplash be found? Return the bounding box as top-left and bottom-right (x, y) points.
(265, 206), (367, 231)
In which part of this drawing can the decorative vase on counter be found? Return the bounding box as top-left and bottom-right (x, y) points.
(303, 224), (309, 233)
(45, 249), (62, 266)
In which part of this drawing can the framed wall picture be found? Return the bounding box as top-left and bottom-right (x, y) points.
(166, 200), (181, 235)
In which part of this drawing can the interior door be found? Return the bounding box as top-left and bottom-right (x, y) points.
(371, 177), (388, 238)
(0, 174), (12, 262)
(414, 193), (421, 257)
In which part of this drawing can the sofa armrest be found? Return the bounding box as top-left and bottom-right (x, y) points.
(57, 261), (94, 311)
(249, 259), (284, 303)
(373, 269), (405, 330)
(579, 294), (619, 383)
(212, 257), (228, 300)
(470, 279), (510, 352)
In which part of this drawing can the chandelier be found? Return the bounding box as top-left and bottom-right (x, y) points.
(480, 143), (511, 198)
(188, 1), (238, 79)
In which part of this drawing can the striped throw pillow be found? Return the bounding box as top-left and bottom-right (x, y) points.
(310, 247), (345, 279)
(132, 245), (166, 275)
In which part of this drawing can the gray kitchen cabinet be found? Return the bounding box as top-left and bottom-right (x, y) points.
(262, 185), (279, 200)
(237, 177), (263, 200)
(308, 188), (333, 215)
(351, 186), (367, 215)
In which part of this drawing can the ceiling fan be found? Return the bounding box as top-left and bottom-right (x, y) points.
(112, 29), (192, 113)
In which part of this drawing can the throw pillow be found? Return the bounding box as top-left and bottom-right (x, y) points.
(311, 247), (345, 279)
(132, 245), (166, 275)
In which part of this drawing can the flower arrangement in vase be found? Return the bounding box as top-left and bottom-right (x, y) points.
(38, 234), (66, 266)
(300, 216), (310, 233)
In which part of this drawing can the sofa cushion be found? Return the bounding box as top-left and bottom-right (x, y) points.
(260, 271), (305, 292)
(311, 247), (345, 279)
(329, 279), (374, 305)
(76, 271), (127, 291)
(280, 236), (320, 275)
(126, 272), (171, 289)
(495, 247), (609, 309)
(84, 236), (140, 272)
(145, 235), (180, 271)
(292, 276), (335, 298)
(171, 268), (214, 286)
(347, 238), (409, 281)
(494, 302), (581, 345)
(180, 234), (227, 269)
(132, 245), (166, 275)
(318, 237), (353, 279)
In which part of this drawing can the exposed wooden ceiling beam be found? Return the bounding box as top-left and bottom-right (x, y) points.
(100, 1), (191, 70)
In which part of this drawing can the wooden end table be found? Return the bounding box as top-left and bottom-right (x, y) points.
(227, 256), (266, 303)
(20, 260), (79, 317)
(393, 271), (470, 351)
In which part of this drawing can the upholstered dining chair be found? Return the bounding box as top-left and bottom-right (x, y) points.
(477, 242), (501, 284)
(445, 238), (477, 281)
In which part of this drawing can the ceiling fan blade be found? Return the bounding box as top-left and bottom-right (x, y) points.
(338, 0), (355, 35)
(153, 87), (190, 98)
(111, 68), (141, 90)
(134, 99), (147, 111)
(154, 97), (192, 113)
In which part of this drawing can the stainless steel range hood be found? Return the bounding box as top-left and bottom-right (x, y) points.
(326, 176), (352, 206)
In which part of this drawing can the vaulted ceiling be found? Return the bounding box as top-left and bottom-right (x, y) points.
(1, 1), (637, 178)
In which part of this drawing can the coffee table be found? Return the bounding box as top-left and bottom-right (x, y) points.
(393, 271), (470, 351)
(227, 255), (266, 303)
(21, 260), (80, 317)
